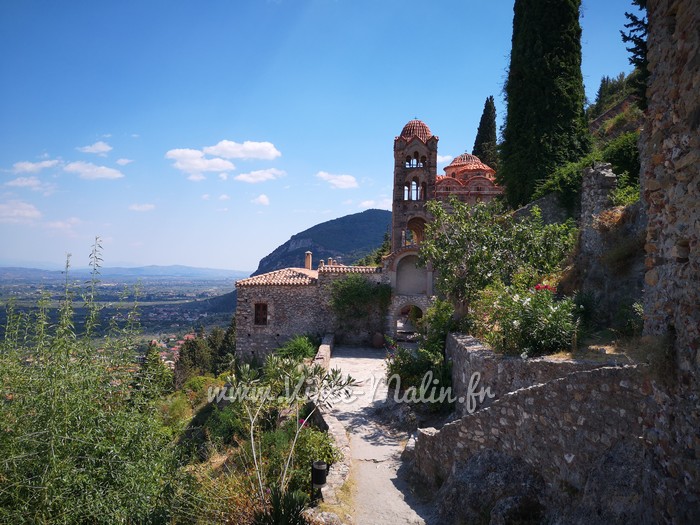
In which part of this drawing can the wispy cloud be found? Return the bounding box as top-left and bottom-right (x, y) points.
(165, 148), (234, 179)
(116, 158), (133, 166)
(218, 173), (229, 181)
(203, 140), (281, 160)
(77, 141), (112, 155)
(201, 194), (211, 200)
(437, 154), (454, 164)
(218, 194), (230, 201)
(316, 171), (358, 189)
(235, 168), (285, 184)
(5, 176), (56, 195)
(0, 200), (42, 223)
(12, 159), (60, 173)
(64, 161), (124, 180)
(251, 194), (270, 206)
(129, 203), (155, 212)
(46, 217), (81, 236)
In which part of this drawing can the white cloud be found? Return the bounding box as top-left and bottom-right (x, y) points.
(0, 200), (42, 223)
(46, 217), (80, 235)
(64, 161), (124, 180)
(5, 176), (56, 195)
(128, 203), (155, 212)
(251, 194), (270, 206)
(116, 158), (133, 166)
(6, 176), (41, 189)
(12, 159), (60, 173)
(235, 168), (285, 184)
(358, 198), (392, 210)
(218, 173), (229, 181)
(77, 141), (112, 155)
(316, 171), (358, 189)
(437, 154), (454, 164)
(216, 207), (229, 212)
(188, 173), (206, 182)
(165, 148), (235, 178)
(201, 194), (211, 200)
(218, 194), (230, 201)
(203, 140), (281, 160)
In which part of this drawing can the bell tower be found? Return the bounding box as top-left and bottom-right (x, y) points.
(391, 119), (439, 253)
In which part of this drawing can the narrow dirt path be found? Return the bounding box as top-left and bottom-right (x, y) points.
(328, 346), (436, 525)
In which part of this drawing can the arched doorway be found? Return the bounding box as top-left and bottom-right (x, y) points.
(396, 304), (423, 341)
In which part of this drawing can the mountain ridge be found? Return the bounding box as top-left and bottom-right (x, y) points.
(252, 208), (391, 275)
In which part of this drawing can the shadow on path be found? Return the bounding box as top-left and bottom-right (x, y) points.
(328, 346), (438, 525)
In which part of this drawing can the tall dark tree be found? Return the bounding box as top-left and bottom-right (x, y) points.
(472, 95), (499, 171)
(498, 0), (591, 208)
(620, 0), (648, 109)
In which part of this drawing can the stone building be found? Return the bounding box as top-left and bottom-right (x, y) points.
(235, 119), (502, 359)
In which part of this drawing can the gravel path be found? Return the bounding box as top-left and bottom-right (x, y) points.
(328, 346), (436, 525)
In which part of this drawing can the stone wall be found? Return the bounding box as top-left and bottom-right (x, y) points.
(414, 362), (655, 524)
(236, 283), (332, 361)
(639, 1), (700, 521)
(446, 334), (615, 417)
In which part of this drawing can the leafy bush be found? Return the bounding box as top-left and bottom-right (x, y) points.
(421, 200), (577, 307)
(159, 391), (193, 434)
(204, 404), (246, 445)
(533, 131), (640, 213)
(277, 335), (318, 361)
(253, 486), (309, 525)
(329, 273), (392, 320)
(474, 283), (578, 357)
(183, 375), (224, 407)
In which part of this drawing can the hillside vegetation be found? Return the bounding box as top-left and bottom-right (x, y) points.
(253, 209), (391, 275)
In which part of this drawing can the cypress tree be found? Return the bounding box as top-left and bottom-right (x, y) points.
(620, 0), (648, 109)
(498, 0), (591, 208)
(472, 95), (499, 171)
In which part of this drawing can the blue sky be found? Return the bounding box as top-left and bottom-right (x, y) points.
(0, 0), (638, 271)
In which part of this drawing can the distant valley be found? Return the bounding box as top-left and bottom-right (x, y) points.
(0, 209), (389, 336)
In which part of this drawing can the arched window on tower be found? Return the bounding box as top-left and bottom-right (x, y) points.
(403, 184), (410, 201)
(405, 155), (411, 168)
(411, 179), (419, 200)
(420, 155), (426, 167)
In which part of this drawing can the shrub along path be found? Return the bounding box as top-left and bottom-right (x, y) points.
(327, 346), (436, 525)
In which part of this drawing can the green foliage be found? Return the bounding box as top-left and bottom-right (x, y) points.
(472, 95), (499, 171)
(137, 342), (174, 398)
(421, 199), (577, 308)
(354, 230), (391, 266)
(474, 281), (578, 357)
(587, 72), (635, 121)
(203, 404), (247, 445)
(417, 299), (455, 357)
(620, 0), (648, 108)
(159, 392), (193, 435)
(600, 103), (644, 138)
(0, 246), (177, 523)
(253, 486), (309, 525)
(610, 172), (640, 207)
(330, 274), (392, 321)
(533, 131), (641, 212)
(498, 0), (591, 207)
(277, 335), (318, 361)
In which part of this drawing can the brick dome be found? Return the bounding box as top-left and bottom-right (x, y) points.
(399, 119), (433, 143)
(447, 153), (494, 173)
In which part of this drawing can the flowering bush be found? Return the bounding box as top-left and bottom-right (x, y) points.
(475, 283), (578, 357)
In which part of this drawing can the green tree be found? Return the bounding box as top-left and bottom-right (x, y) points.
(498, 0), (591, 207)
(472, 95), (499, 171)
(137, 341), (174, 398)
(420, 198), (576, 309)
(620, 0), (648, 109)
(217, 315), (237, 374)
(175, 335), (213, 388)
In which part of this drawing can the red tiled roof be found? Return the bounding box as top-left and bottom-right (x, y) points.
(319, 265), (382, 274)
(399, 119), (433, 143)
(236, 267), (319, 287)
(446, 153), (495, 173)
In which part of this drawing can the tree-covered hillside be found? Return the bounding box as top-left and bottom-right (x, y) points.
(253, 209), (391, 275)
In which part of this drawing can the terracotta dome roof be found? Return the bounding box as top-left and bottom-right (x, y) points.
(447, 153), (494, 172)
(399, 119), (433, 142)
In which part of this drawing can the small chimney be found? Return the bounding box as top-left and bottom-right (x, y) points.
(319, 259), (325, 268)
(305, 251), (312, 270)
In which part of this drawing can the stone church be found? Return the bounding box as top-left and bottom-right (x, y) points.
(235, 119), (502, 360)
